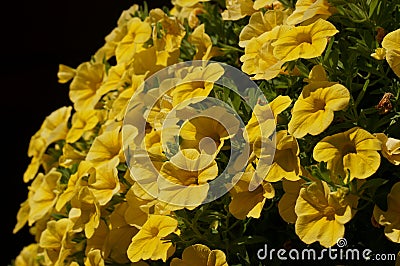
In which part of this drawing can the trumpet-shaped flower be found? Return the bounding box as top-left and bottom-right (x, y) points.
(170, 244), (228, 266)
(179, 106), (240, 155)
(158, 149), (218, 209)
(127, 214), (178, 262)
(189, 24), (221, 60)
(174, 0), (209, 7)
(14, 244), (40, 266)
(103, 206), (140, 264)
(278, 178), (305, 223)
(148, 9), (186, 67)
(229, 166), (275, 220)
(313, 127), (381, 182)
(171, 3), (204, 28)
(272, 18), (338, 62)
(28, 168), (62, 226)
(115, 17), (152, 64)
(264, 130), (302, 182)
(286, 0), (335, 26)
(39, 218), (75, 265)
(24, 106), (72, 182)
(382, 28), (400, 77)
(69, 187), (101, 239)
(239, 10), (288, 47)
(171, 63), (225, 107)
(240, 26), (288, 80)
(221, 0), (256, 21)
(88, 157), (121, 206)
(55, 160), (92, 211)
(373, 182), (400, 243)
(295, 180), (358, 247)
(66, 109), (100, 143)
(69, 61), (105, 112)
(86, 126), (125, 166)
(375, 133), (400, 165)
(288, 83), (350, 138)
(246, 95), (291, 145)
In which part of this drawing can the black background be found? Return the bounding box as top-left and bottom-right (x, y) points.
(1, 0), (168, 264)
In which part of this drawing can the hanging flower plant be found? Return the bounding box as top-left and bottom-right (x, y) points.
(12, 0), (400, 265)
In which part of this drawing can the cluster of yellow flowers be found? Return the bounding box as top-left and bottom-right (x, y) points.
(13, 0), (400, 265)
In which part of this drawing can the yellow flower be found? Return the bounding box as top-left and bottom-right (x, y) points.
(288, 83), (350, 138)
(239, 10), (288, 47)
(127, 214), (178, 263)
(221, 0), (256, 21)
(86, 126), (125, 166)
(264, 130), (302, 182)
(278, 179), (305, 223)
(228, 166), (275, 220)
(189, 24), (221, 60)
(245, 95), (292, 145)
(104, 209), (140, 264)
(174, 0), (209, 7)
(57, 64), (76, 84)
(24, 106), (72, 182)
(88, 157), (121, 206)
(179, 106), (240, 155)
(375, 133), (400, 165)
(313, 127), (381, 182)
(55, 160), (92, 212)
(170, 244), (228, 266)
(59, 143), (86, 167)
(69, 61), (105, 112)
(303, 64), (329, 83)
(158, 149), (218, 210)
(115, 17), (152, 64)
(371, 47), (386, 60)
(147, 9), (186, 67)
(286, 0), (335, 26)
(28, 168), (62, 226)
(272, 18), (338, 62)
(373, 182), (400, 243)
(69, 186), (101, 239)
(382, 28), (400, 77)
(295, 180), (358, 247)
(66, 109), (100, 143)
(253, 0), (276, 10)
(240, 26), (287, 80)
(14, 244), (40, 266)
(85, 249), (106, 266)
(171, 3), (204, 29)
(39, 218), (75, 265)
(171, 63), (225, 107)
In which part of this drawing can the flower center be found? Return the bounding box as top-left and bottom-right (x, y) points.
(313, 98), (326, 111)
(341, 142), (357, 156)
(296, 32), (312, 44)
(323, 206), (336, 220)
(150, 227), (159, 237)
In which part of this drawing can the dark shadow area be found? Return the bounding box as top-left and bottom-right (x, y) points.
(1, 0), (170, 264)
